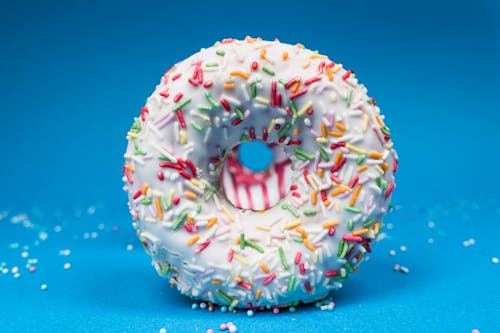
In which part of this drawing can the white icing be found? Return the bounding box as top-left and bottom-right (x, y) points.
(123, 37), (398, 308)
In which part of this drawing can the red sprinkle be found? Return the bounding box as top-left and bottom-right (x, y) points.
(172, 73), (182, 81)
(325, 270), (338, 277)
(141, 106), (149, 121)
(289, 88), (307, 100)
(276, 93), (282, 107)
(306, 108), (314, 115)
(183, 223), (193, 233)
(187, 77), (198, 86)
(384, 183), (395, 198)
(173, 93), (183, 103)
(342, 234), (363, 243)
(342, 70), (352, 80)
(330, 157), (346, 173)
(271, 81), (277, 107)
(195, 240), (211, 253)
(221, 38), (235, 44)
(299, 263), (305, 275)
(292, 192), (301, 198)
(305, 281), (312, 293)
(157, 171), (165, 181)
(176, 110), (186, 128)
(317, 61), (326, 74)
(278, 136), (287, 143)
(186, 159), (197, 177)
(262, 128), (268, 141)
(159, 162), (181, 170)
(132, 189), (142, 200)
(393, 160), (399, 173)
(331, 175), (342, 184)
(220, 98), (231, 111)
(231, 118), (242, 126)
(203, 80), (213, 88)
(249, 127), (256, 139)
(172, 196), (181, 205)
(285, 76), (301, 89)
(304, 76), (322, 85)
(176, 158), (187, 169)
(294, 251), (302, 265)
(238, 282), (252, 289)
(348, 176), (359, 188)
(262, 273), (277, 286)
(251, 61), (258, 71)
(159, 90), (170, 98)
(290, 185), (298, 191)
(320, 189), (327, 201)
(124, 169), (134, 184)
(303, 169), (310, 184)
(330, 142), (346, 150)
(328, 227), (336, 236)
(179, 170), (192, 180)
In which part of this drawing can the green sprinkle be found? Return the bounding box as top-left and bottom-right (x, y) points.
(347, 219), (355, 231)
(344, 206), (362, 214)
(293, 148), (315, 161)
(141, 198), (152, 205)
(172, 98), (192, 112)
(346, 89), (353, 108)
(367, 98), (373, 105)
(196, 204), (202, 214)
(375, 176), (382, 188)
(130, 117), (141, 133)
(197, 105), (212, 113)
(278, 79), (287, 86)
(160, 195), (168, 210)
(216, 289), (232, 304)
(216, 50), (225, 56)
(134, 148), (146, 156)
(191, 120), (203, 132)
(240, 233), (246, 249)
(356, 154), (366, 165)
(340, 267), (347, 278)
(292, 237), (304, 243)
(303, 209), (317, 216)
(205, 62), (219, 67)
(234, 107), (245, 120)
(344, 262), (354, 273)
(282, 204), (299, 218)
(319, 147), (330, 162)
(166, 65), (177, 75)
(278, 246), (289, 270)
(172, 211), (188, 230)
(157, 263), (171, 275)
(287, 275), (296, 291)
(288, 100), (298, 125)
(158, 154), (174, 162)
(250, 82), (257, 97)
(278, 123), (292, 138)
(240, 133), (248, 141)
(262, 66), (275, 76)
(381, 126), (391, 135)
(337, 240), (346, 257)
(381, 179), (388, 191)
(204, 186), (216, 201)
(205, 92), (220, 108)
(362, 219), (376, 228)
(245, 239), (265, 253)
(340, 242), (350, 259)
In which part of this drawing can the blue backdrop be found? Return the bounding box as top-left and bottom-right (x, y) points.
(1, 0), (499, 332)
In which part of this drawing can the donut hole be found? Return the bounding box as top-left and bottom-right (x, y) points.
(221, 140), (293, 211)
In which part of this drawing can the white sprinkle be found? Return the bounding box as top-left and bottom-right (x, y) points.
(40, 283), (48, 291)
(64, 263), (71, 270)
(492, 257), (499, 264)
(427, 221), (435, 229)
(400, 245), (407, 252)
(389, 250), (396, 256)
(126, 244), (134, 251)
(21, 251), (29, 258)
(427, 238), (435, 244)
(54, 225), (62, 232)
(159, 329), (167, 333)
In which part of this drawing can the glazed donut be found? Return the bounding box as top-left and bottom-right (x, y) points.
(122, 37), (398, 308)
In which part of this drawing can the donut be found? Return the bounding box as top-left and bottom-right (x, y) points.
(122, 37), (398, 308)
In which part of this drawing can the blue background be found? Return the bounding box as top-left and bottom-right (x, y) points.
(1, 0), (499, 332)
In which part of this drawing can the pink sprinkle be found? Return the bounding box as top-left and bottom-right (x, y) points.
(195, 240), (211, 253)
(294, 251), (302, 264)
(132, 189), (142, 200)
(172, 73), (182, 81)
(262, 272), (277, 285)
(183, 223), (193, 233)
(188, 77), (198, 86)
(238, 282), (252, 289)
(325, 270), (338, 277)
(173, 92), (183, 103)
(299, 263), (305, 275)
(227, 249), (234, 262)
(304, 281), (312, 293)
(289, 88), (307, 100)
(342, 235), (363, 243)
(203, 80), (213, 88)
(124, 169), (134, 184)
(384, 183), (395, 198)
(172, 196), (181, 205)
(304, 75), (322, 85)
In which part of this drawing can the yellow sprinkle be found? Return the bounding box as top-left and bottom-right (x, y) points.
(332, 64), (342, 73)
(207, 217), (217, 228)
(322, 221), (340, 229)
(311, 191), (317, 205)
(184, 191), (197, 200)
(179, 130), (187, 144)
(296, 43), (305, 49)
(320, 122), (328, 137)
(303, 57), (311, 68)
(229, 70), (250, 80)
(310, 53), (328, 59)
(346, 143), (366, 155)
(334, 201), (341, 212)
(304, 239), (317, 251)
(326, 66), (333, 81)
(357, 165), (368, 173)
(211, 279), (222, 284)
(331, 187), (346, 197)
(282, 51), (288, 61)
(259, 261), (270, 274)
(315, 137), (329, 144)
(295, 227), (308, 239)
(283, 220), (301, 230)
(306, 175), (318, 191)
(255, 96), (270, 105)
(349, 184), (362, 207)
(334, 151), (343, 164)
(191, 178), (203, 189)
(330, 92), (338, 101)
(328, 130), (343, 138)
(233, 254), (249, 266)
(260, 48), (267, 59)
(223, 82), (235, 90)
(297, 101), (313, 116)
(335, 122), (346, 131)
(369, 151), (384, 159)
(375, 165), (384, 175)
(362, 115), (369, 132)
(352, 228), (369, 236)
(255, 289), (262, 299)
(155, 197), (163, 220)
(186, 235), (200, 246)
(256, 224), (271, 232)
(291, 81), (300, 93)
(222, 205), (235, 222)
(142, 184), (149, 195)
(127, 132), (139, 139)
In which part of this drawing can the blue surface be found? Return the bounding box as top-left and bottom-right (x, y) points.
(1, 0), (499, 332)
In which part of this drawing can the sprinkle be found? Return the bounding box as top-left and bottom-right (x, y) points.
(187, 235), (200, 246)
(216, 289), (232, 303)
(260, 47), (267, 59)
(287, 275), (296, 291)
(262, 273), (277, 285)
(239, 233), (246, 249)
(184, 191), (197, 200)
(289, 88), (307, 100)
(283, 220), (301, 230)
(303, 209), (317, 216)
(282, 204), (299, 217)
(325, 270), (338, 277)
(344, 206), (362, 214)
(330, 157), (347, 173)
(352, 228), (369, 236)
(216, 50), (225, 56)
(322, 221), (340, 229)
(278, 246), (289, 270)
(346, 89), (353, 107)
(262, 66), (275, 76)
(230, 70), (250, 80)
(195, 240), (211, 253)
(303, 239), (317, 251)
(342, 234), (363, 242)
(369, 151), (384, 159)
(342, 69), (353, 80)
(349, 185), (362, 207)
(282, 51), (288, 60)
(207, 217), (217, 228)
(233, 254), (249, 265)
(294, 148), (315, 161)
(260, 261), (270, 273)
(172, 212), (188, 230)
(223, 82), (234, 89)
(384, 183), (395, 198)
(222, 205), (235, 222)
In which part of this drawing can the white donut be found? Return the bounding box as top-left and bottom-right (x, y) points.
(123, 37), (398, 308)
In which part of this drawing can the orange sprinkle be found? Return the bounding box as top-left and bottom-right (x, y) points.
(304, 239), (317, 251)
(223, 82), (235, 89)
(310, 53), (327, 59)
(184, 191), (197, 200)
(375, 115), (384, 128)
(207, 217), (218, 228)
(381, 162), (389, 171)
(331, 187), (346, 197)
(311, 191), (317, 205)
(374, 222), (381, 234)
(326, 66), (333, 81)
(291, 81), (300, 93)
(320, 122), (328, 137)
(322, 221), (340, 229)
(229, 70), (250, 80)
(186, 214), (195, 225)
(296, 43), (305, 49)
(212, 279), (222, 284)
(142, 184), (149, 195)
(155, 197), (163, 220)
(357, 165), (368, 173)
(335, 122), (346, 131)
(293, 128), (301, 136)
(260, 261), (270, 274)
(125, 164), (135, 172)
(255, 289), (262, 299)
(236, 236), (241, 245)
(295, 227), (308, 239)
(317, 168), (324, 177)
(235, 276), (243, 283)
(260, 48), (267, 59)
(329, 130), (343, 138)
(355, 251), (363, 261)
(282, 51), (288, 61)
(186, 235), (200, 246)
(369, 151), (384, 159)
(334, 151), (343, 164)
(259, 209), (265, 214)
(352, 228), (369, 236)
(324, 199), (331, 207)
(349, 184), (362, 207)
